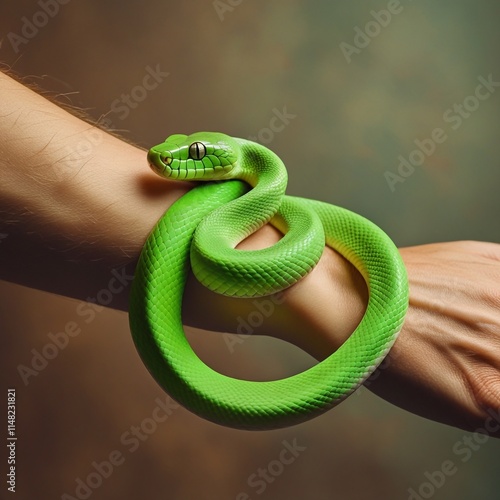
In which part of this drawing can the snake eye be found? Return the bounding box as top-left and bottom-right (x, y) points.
(189, 142), (206, 160)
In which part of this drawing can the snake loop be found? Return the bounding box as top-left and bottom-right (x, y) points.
(129, 132), (409, 430)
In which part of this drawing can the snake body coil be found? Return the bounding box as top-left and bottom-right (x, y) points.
(129, 132), (409, 430)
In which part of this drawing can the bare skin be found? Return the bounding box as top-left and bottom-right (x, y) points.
(1, 71), (499, 435)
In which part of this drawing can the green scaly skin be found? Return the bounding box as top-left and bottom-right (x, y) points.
(129, 132), (409, 430)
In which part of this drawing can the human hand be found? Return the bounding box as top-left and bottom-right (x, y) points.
(366, 241), (500, 435)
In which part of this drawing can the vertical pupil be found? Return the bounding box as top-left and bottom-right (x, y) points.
(190, 142), (205, 160)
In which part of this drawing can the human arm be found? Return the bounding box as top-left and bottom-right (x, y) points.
(0, 69), (364, 350)
(1, 70), (499, 435)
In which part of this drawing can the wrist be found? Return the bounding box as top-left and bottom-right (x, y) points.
(183, 224), (368, 360)
(277, 245), (368, 359)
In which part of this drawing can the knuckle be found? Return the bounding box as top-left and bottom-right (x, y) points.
(468, 369), (500, 419)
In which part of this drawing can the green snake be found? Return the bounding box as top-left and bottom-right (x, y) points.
(129, 132), (409, 430)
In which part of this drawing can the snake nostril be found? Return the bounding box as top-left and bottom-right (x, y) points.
(161, 155), (173, 166)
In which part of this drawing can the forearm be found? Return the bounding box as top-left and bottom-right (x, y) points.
(0, 71), (190, 307)
(0, 71), (365, 352)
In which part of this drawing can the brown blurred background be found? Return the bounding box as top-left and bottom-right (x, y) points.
(1, 1), (500, 499)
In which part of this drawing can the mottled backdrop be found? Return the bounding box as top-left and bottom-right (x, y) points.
(1, 1), (499, 499)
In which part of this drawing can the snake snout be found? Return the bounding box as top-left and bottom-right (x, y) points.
(147, 149), (170, 176)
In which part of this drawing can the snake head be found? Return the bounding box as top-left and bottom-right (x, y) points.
(147, 132), (241, 181)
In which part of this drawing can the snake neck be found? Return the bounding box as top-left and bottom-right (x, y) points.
(236, 138), (287, 192)
(197, 139), (288, 246)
